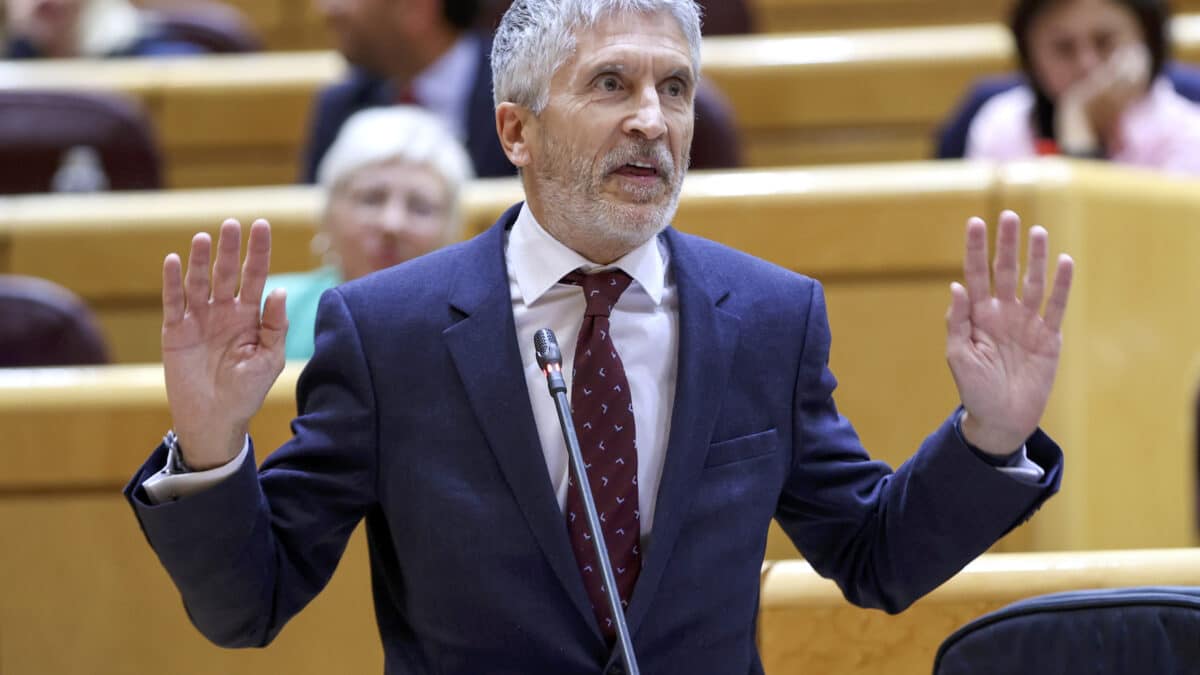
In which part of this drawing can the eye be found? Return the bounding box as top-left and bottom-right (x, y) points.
(354, 187), (388, 209)
(596, 75), (622, 92)
(663, 79), (686, 98)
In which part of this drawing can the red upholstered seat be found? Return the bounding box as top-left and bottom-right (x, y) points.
(0, 275), (110, 367)
(0, 90), (162, 194)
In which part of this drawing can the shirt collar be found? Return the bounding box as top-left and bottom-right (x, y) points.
(508, 203), (668, 307)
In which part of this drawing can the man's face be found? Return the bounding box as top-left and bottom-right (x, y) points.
(315, 0), (428, 71)
(524, 10), (695, 257)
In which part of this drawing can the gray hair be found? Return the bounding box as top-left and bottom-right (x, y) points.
(491, 0), (703, 112)
(317, 106), (475, 243)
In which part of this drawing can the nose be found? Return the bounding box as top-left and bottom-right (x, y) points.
(623, 85), (667, 141)
(378, 199), (409, 235)
(1074, 44), (1104, 77)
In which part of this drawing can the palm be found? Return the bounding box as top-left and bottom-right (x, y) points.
(161, 219), (288, 468)
(945, 212), (1074, 455)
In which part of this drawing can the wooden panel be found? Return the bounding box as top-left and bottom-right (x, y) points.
(0, 163), (992, 363)
(995, 160), (1200, 552)
(758, 549), (1200, 675)
(0, 496), (379, 675)
(2, 16), (1200, 186)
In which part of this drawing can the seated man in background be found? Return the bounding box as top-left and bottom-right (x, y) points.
(943, 0), (1200, 174)
(4, 0), (205, 58)
(302, 0), (740, 181)
(265, 106), (473, 360)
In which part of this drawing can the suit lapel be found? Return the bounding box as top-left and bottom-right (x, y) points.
(441, 205), (597, 629)
(625, 229), (741, 635)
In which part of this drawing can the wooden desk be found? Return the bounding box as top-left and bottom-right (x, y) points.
(2, 159), (1197, 560)
(0, 364), (384, 675)
(0, 52), (346, 188)
(755, 0), (1200, 32)
(758, 549), (1200, 675)
(144, 0), (1200, 50)
(3, 16), (1200, 186)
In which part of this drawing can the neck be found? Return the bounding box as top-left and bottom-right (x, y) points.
(524, 193), (639, 265)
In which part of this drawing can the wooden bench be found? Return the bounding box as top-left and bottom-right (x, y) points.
(758, 549), (1200, 675)
(756, 0), (1200, 32)
(5, 157), (1200, 556)
(150, 0), (1200, 50)
(0, 364), (384, 674)
(3, 16), (1199, 186)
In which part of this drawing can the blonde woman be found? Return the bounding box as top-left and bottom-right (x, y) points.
(263, 106), (474, 360)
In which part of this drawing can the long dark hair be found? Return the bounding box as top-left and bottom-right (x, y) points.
(1009, 0), (1171, 141)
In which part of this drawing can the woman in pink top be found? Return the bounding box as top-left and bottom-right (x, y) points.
(967, 0), (1200, 175)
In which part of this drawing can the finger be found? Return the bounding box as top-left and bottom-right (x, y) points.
(162, 253), (185, 326)
(1021, 225), (1049, 312)
(210, 219), (243, 303)
(184, 232), (212, 315)
(1043, 254), (1075, 332)
(260, 288), (290, 352)
(945, 281), (972, 345)
(963, 217), (990, 305)
(238, 219), (272, 308)
(993, 210), (1020, 301)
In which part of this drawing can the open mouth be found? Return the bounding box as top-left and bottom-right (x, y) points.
(612, 161), (661, 179)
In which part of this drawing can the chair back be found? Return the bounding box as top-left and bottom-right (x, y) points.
(0, 90), (162, 194)
(933, 586), (1200, 675)
(0, 275), (110, 367)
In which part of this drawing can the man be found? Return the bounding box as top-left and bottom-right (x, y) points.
(302, 0), (740, 181)
(127, 1), (1075, 673)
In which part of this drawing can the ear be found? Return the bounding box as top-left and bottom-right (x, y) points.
(496, 102), (534, 168)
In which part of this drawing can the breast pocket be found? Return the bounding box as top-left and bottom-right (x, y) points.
(704, 428), (779, 468)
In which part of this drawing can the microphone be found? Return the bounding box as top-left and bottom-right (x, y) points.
(533, 328), (640, 675)
(533, 328), (566, 395)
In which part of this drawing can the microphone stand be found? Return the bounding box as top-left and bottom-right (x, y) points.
(534, 328), (640, 675)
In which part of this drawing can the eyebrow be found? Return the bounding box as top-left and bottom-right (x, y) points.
(583, 62), (696, 85)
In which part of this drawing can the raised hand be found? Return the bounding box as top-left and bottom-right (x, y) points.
(161, 219), (288, 470)
(945, 211), (1074, 456)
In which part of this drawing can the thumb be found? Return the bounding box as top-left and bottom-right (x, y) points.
(260, 288), (289, 351)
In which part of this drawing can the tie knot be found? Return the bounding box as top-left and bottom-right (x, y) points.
(563, 269), (633, 317)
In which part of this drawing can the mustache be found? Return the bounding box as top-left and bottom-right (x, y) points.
(601, 142), (675, 176)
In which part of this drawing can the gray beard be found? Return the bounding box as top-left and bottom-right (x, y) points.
(532, 134), (688, 258)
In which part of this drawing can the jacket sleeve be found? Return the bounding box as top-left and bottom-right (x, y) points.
(773, 280), (1063, 613)
(124, 288), (379, 646)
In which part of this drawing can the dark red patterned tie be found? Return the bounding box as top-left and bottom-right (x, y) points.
(563, 269), (640, 642)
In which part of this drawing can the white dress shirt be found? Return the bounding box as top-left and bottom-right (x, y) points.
(508, 204), (678, 537)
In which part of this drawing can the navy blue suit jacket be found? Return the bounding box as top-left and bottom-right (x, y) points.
(127, 204), (1062, 674)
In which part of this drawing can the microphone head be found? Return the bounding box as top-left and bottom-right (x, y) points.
(533, 328), (562, 369)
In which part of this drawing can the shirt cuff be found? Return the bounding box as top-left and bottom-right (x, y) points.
(954, 410), (1046, 484)
(141, 436), (251, 504)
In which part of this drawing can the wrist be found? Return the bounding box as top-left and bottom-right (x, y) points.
(959, 410), (1025, 457)
(175, 425), (246, 471)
